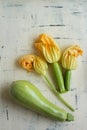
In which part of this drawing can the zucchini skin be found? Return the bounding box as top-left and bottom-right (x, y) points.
(10, 80), (74, 121)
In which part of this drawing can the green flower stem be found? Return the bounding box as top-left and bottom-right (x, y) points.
(51, 62), (65, 93)
(64, 70), (71, 91)
(43, 75), (75, 111)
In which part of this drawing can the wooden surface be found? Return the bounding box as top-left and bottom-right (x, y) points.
(0, 0), (87, 130)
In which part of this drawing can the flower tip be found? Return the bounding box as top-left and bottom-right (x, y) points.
(19, 54), (35, 72)
(35, 33), (61, 63)
(73, 45), (83, 57)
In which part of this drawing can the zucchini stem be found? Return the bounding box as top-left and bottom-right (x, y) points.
(64, 70), (71, 91)
(51, 62), (65, 93)
(43, 75), (75, 111)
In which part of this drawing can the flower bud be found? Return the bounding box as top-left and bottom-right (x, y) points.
(34, 56), (48, 75)
(62, 45), (83, 70)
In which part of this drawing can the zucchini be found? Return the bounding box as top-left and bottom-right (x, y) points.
(10, 80), (74, 121)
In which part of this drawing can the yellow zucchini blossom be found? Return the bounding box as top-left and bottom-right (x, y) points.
(33, 56), (48, 75)
(62, 45), (83, 70)
(19, 54), (48, 75)
(35, 34), (61, 63)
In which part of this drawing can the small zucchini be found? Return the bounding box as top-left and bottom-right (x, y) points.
(10, 80), (74, 121)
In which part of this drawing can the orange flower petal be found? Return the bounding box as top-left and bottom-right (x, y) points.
(19, 54), (35, 71)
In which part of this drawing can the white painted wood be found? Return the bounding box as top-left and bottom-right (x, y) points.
(0, 0), (87, 130)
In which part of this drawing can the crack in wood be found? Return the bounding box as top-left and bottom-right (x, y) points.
(71, 88), (78, 110)
(1, 45), (4, 48)
(75, 94), (78, 110)
(1, 16), (5, 18)
(53, 37), (61, 39)
(6, 108), (9, 120)
(54, 37), (80, 40)
(81, 60), (87, 63)
(49, 24), (65, 26)
(38, 24), (65, 27)
(0, 56), (1, 61)
(6, 4), (23, 7)
(73, 11), (81, 14)
(44, 6), (63, 8)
